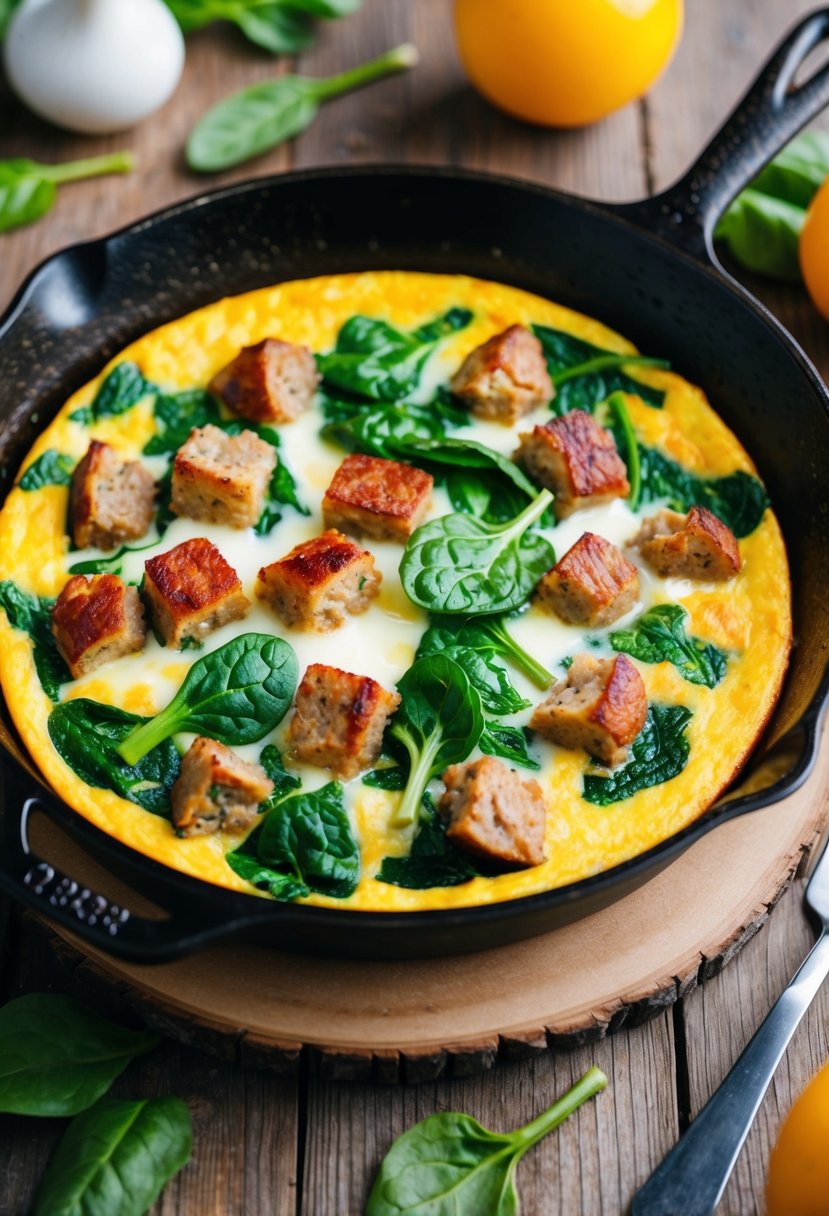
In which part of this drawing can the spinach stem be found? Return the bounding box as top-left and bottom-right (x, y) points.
(390, 727), (439, 828)
(511, 1067), (608, 1154)
(552, 353), (668, 387)
(41, 152), (135, 185)
(117, 705), (178, 767)
(491, 488), (553, 542)
(607, 391), (641, 510)
(314, 43), (419, 102)
(485, 619), (553, 690)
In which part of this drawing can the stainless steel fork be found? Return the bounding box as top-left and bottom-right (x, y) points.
(631, 836), (829, 1216)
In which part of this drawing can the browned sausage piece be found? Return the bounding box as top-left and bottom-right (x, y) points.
(170, 736), (274, 837)
(209, 338), (320, 425)
(439, 755), (546, 868)
(171, 424), (276, 530)
(632, 506), (741, 581)
(257, 529), (381, 632)
(322, 453), (433, 543)
(515, 409), (629, 518)
(450, 324), (553, 424)
(143, 537), (250, 648)
(71, 440), (155, 551)
(52, 573), (147, 679)
(530, 653), (647, 767)
(537, 531), (639, 627)
(287, 663), (401, 779)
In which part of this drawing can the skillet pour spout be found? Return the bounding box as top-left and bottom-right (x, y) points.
(0, 12), (828, 962)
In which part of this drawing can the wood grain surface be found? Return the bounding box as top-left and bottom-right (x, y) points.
(2, 1), (829, 1214)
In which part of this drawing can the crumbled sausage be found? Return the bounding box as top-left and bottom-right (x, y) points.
(322, 453), (433, 543)
(439, 755), (546, 868)
(170, 736), (274, 837)
(530, 653), (647, 767)
(287, 663), (401, 779)
(171, 424), (276, 530)
(52, 574), (147, 679)
(633, 506), (741, 581)
(257, 529), (381, 632)
(209, 338), (320, 424)
(70, 440), (155, 551)
(515, 409), (629, 518)
(450, 324), (553, 424)
(537, 531), (639, 627)
(143, 537), (250, 648)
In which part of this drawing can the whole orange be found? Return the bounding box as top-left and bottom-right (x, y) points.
(800, 175), (829, 321)
(766, 1058), (829, 1216)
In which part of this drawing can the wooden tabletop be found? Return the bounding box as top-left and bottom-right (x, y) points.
(2, 1), (829, 1213)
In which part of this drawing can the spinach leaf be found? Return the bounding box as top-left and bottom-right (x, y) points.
(714, 188), (804, 281)
(70, 361), (154, 425)
(751, 131), (829, 208)
(400, 489), (555, 616)
(18, 449), (75, 491)
(604, 391), (641, 508)
(415, 632), (529, 715)
(377, 795), (479, 889)
(0, 0), (22, 40)
(142, 388), (221, 455)
(0, 579), (70, 700)
(533, 323), (668, 411)
(33, 1094), (192, 1216)
(154, 465), (176, 537)
(366, 1067), (607, 1216)
(117, 633), (299, 765)
(0, 153), (133, 234)
(610, 604), (727, 688)
(634, 442), (769, 538)
(48, 699), (181, 816)
(166, 0), (363, 52)
(389, 654), (484, 827)
(479, 722), (541, 771)
(582, 703), (693, 806)
(259, 743), (301, 803)
(68, 540), (157, 577)
(187, 44), (417, 172)
(227, 781), (359, 900)
(0, 994), (157, 1117)
(363, 764), (407, 790)
(420, 613), (553, 690)
(320, 388), (467, 456)
(254, 454), (310, 536)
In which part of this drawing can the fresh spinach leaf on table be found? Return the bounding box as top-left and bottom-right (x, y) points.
(0, 154), (133, 234)
(33, 1094), (192, 1216)
(166, 0), (363, 53)
(48, 699), (181, 815)
(0, 579), (70, 700)
(610, 604), (728, 689)
(70, 361), (155, 425)
(420, 613), (553, 690)
(479, 722), (541, 771)
(0, 994), (157, 1117)
(582, 703), (693, 806)
(377, 794), (479, 889)
(18, 449), (76, 491)
(533, 323), (668, 411)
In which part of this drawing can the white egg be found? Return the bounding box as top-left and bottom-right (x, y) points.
(4, 0), (185, 134)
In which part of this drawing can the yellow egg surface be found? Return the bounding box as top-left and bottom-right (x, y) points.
(0, 272), (791, 912)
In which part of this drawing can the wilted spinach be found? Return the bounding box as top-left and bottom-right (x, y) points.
(363, 764), (407, 791)
(634, 442), (768, 538)
(479, 722), (541, 771)
(255, 454), (310, 535)
(416, 629), (529, 715)
(320, 387), (467, 455)
(142, 388), (221, 455)
(0, 153), (133, 234)
(70, 361), (155, 425)
(377, 794), (479, 889)
(420, 613), (553, 690)
(18, 450), (75, 491)
(259, 743), (301, 804)
(48, 699), (181, 816)
(610, 604), (728, 689)
(0, 579), (70, 700)
(533, 323), (667, 411)
(68, 540), (157, 577)
(582, 703), (693, 806)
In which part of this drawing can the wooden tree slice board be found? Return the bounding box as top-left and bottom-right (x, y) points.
(29, 738), (829, 1083)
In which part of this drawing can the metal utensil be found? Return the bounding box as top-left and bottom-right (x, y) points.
(631, 835), (829, 1216)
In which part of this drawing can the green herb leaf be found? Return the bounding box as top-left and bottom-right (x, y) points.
(377, 794), (479, 889)
(582, 703), (693, 806)
(166, 0), (364, 50)
(400, 489), (555, 616)
(33, 1094), (191, 1216)
(0, 154), (133, 234)
(18, 449), (75, 491)
(533, 323), (667, 411)
(0, 994), (157, 1116)
(479, 722), (541, 770)
(366, 1067), (608, 1215)
(116, 633), (299, 765)
(714, 188), (804, 281)
(48, 699), (181, 815)
(142, 388), (221, 455)
(752, 131), (829, 208)
(259, 742), (302, 803)
(610, 604), (727, 688)
(0, 579), (70, 700)
(71, 361), (154, 425)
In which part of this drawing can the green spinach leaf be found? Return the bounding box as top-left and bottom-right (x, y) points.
(377, 795), (479, 889)
(254, 454), (310, 535)
(533, 323), (667, 411)
(18, 449), (75, 491)
(363, 764), (407, 791)
(320, 388), (467, 456)
(420, 613), (553, 690)
(751, 131), (829, 208)
(0, 153), (133, 234)
(68, 540), (157, 577)
(0, 579), (70, 700)
(415, 632), (529, 715)
(479, 722), (541, 771)
(610, 604), (727, 688)
(48, 699), (181, 816)
(634, 442), (769, 538)
(117, 633), (299, 766)
(142, 388), (221, 455)
(166, 0), (363, 52)
(259, 743), (301, 803)
(33, 1094), (191, 1216)
(0, 994), (157, 1117)
(582, 703), (693, 806)
(0, 0), (22, 39)
(714, 188), (804, 281)
(366, 1067), (607, 1215)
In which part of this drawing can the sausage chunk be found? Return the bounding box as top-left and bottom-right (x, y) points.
(70, 440), (155, 551)
(439, 755), (546, 868)
(257, 529), (381, 632)
(633, 506), (741, 581)
(171, 736), (274, 837)
(143, 537), (250, 648)
(450, 324), (553, 424)
(537, 532), (639, 627)
(209, 338), (320, 424)
(516, 409), (629, 518)
(287, 663), (401, 779)
(530, 653), (647, 767)
(171, 424), (276, 530)
(322, 453), (433, 543)
(52, 574), (146, 679)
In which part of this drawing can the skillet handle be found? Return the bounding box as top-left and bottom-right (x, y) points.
(615, 9), (829, 261)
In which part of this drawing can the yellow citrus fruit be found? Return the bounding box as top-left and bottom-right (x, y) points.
(766, 1058), (829, 1216)
(800, 176), (829, 321)
(453, 0), (683, 128)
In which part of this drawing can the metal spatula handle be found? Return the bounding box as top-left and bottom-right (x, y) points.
(631, 930), (829, 1216)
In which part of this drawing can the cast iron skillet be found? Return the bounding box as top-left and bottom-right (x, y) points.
(1, 14), (828, 963)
